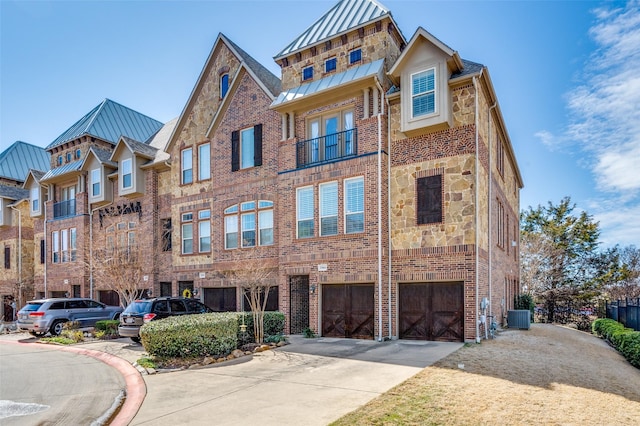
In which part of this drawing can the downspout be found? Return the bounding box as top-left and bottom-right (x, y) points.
(376, 84), (384, 342)
(385, 89), (393, 339)
(488, 101), (497, 326)
(10, 205), (22, 307)
(473, 75), (481, 343)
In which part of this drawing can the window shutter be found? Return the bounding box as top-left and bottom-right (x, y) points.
(40, 240), (45, 264)
(4, 246), (10, 269)
(254, 124), (262, 167)
(417, 175), (442, 224)
(231, 130), (240, 172)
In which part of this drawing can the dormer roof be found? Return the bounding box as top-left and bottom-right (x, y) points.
(46, 99), (163, 150)
(274, 0), (401, 60)
(111, 136), (158, 162)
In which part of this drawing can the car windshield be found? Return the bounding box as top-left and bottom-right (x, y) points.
(20, 303), (43, 312)
(123, 301), (152, 314)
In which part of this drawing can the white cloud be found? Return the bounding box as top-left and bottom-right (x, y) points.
(565, 1), (640, 196)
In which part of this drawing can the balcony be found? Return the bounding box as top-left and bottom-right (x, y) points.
(53, 199), (76, 219)
(296, 128), (357, 168)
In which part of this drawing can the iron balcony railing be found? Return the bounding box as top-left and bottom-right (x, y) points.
(296, 128), (357, 168)
(53, 199), (76, 219)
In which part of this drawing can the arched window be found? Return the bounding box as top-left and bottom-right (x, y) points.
(224, 200), (273, 249)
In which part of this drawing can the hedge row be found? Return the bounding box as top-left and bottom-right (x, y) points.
(140, 311), (285, 359)
(592, 318), (640, 368)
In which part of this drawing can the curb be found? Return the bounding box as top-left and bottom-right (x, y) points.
(0, 339), (146, 425)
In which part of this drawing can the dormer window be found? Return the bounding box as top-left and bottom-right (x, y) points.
(220, 73), (229, 98)
(121, 158), (133, 189)
(91, 168), (101, 197)
(411, 68), (436, 117)
(66, 152), (72, 163)
(58, 156), (63, 166)
(30, 187), (40, 214)
(303, 66), (313, 81)
(349, 48), (362, 64)
(75, 149), (81, 159)
(325, 57), (337, 73)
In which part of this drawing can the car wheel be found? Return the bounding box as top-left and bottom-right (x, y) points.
(50, 320), (66, 336)
(131, 337), (141, 343)
(29, 331), (46, 338)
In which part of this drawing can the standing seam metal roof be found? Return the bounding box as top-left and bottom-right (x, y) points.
(0, 141), (50, 182)
(46, 99), (164, 150)
(275, 0), (391, 59)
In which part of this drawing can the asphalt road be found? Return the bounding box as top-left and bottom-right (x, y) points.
(0, 342), (126, 425)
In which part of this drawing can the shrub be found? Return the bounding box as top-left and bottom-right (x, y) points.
(95, 320), (119, 334)
(514, 294), (535, 321)
(592, 318), (640, 369)
(141, 312), (238, 359)
(237, 311), (285, 346)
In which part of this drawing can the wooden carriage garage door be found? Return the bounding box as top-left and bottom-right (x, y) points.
(399, 282), (464, 342)
(322, 284), (374, 339)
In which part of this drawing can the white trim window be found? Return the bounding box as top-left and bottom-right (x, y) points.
(224, 201), (273, 249)
(121, 159), (133, 189)
(52, 230), (59, 263)
(61, 229), (69, 262)
(240, 127), (255, 169)
(345, 177), (364, 234)
(30, 186), (40, 213)
(241, 212), (256, 248)
(297, 186), (314, 238)
(225, 214), (238, 249)
(258, 209), (274, 246)
(319, 181), (338, 236)
(91, 168), (101, 197)
(198, 143), (210, 181)
(181, 148), (193, 184)
(411, 68), (436, 118)
(198, 210), (211, 253)
(181, 213), (193, 254)
(70, 228), (77, 261)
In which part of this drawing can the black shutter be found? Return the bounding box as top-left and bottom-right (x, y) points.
(231, 130), (240, 172)
(254, 124), (263, 167)
(417, 175), (442, 224)
(40, 240), (45, 264)
(4, 246), (10, 269)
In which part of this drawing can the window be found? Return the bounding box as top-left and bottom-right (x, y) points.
(320, 182), (338, 236)
(225, 215), (238, 249)
(496, 199), (505, 249)
(61, 229), (69, 262)
(70, 228), (77, 261)
(349, 48), (362, 64)
(303, 66), (313, 81)
(497, 137), (505, 177)
(198, 143), (210, 181)
(345, 177), (364, 233)
(224, 201), (273, 249)
(4, 246), (9, 269)
(52, 231), (59, 263)
(231, 124), (262, 171)
(199, 210), (211, 252)
(30, 187), (40, 213)
(325, 57), (337, 73)
(75, 149), (81, 159)
(417, 175), (443, 225)
(305, 109), (355, 165)
(220, 73), (229, 98)
(412, 68), (436, 117)
(182, 213), (193, 254)
(162, 219), (172, 251)
(297, 187), (314, 238)
(258, 209), (273, 246)
(121, 158), (133, 189)
(181, 148), (193, 184)
(66, 152), (71, 163)
(91, 168), (101, 197)
(57, 156), (62, 166)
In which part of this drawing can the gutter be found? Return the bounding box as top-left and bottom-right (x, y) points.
(488, 101), (497, 326)
(376, 84), (384, 342)
(473, 74), (481, 343)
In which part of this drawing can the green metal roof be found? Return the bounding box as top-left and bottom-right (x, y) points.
(275, 0), (394, 60)
(0, 141), (50, 182)
(46, 99), (163, 150)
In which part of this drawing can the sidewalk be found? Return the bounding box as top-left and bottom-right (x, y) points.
(1, 329), (462, 425)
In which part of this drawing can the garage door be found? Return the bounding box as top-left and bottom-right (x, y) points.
(399, 282), (463, 342)
(322, 284), (374, 339)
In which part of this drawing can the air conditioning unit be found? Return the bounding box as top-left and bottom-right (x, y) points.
(507, 310), (531, 330)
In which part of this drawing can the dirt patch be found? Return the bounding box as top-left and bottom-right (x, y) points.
(334, 324), (640, 425)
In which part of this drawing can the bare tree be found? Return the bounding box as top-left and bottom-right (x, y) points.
(90, 244), (146, 308)
(222, 256), (277, 344)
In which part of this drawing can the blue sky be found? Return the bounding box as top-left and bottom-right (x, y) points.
(1, 0), (638, 248)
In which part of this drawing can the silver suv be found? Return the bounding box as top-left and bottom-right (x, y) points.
(17, 298), (123, 337)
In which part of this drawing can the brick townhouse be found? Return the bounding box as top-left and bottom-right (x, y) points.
(4, 0), (522, 342)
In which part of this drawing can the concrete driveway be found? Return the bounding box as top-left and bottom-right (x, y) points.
(131, 336), (462, 426)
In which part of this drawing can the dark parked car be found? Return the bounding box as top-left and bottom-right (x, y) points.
(17, 298), (123, 337)
(118, 297), (213, 342)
